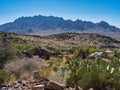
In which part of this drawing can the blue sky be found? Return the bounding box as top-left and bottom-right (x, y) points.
(0, 0), (120, 27)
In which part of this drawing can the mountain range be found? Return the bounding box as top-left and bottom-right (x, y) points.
(0, 15), (120, 40)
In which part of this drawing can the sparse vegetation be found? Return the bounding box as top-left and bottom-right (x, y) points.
(0, 32), (120, 90)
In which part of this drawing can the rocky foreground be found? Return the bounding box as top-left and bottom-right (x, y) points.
(0, 71), (79, 90)
(0, 70), (65, 90)
(0, 79), (65, 90)
(0, 78), (85, 90)
(0, 68), (92, 90)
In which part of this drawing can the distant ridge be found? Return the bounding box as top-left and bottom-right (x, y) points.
(0, 15), (120, 40)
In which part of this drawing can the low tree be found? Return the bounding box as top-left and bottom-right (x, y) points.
(0, 33), (14, 69)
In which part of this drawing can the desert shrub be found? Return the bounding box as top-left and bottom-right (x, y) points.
(14, 43), (34, 51)
(46, 46), (62, 54)
(114, 50), (120, 59)
(13, 43), (34, 57)
(46, 58), (68, 84)
(49, 68), (68, 84)
(38, 68), (51, 79)
(69, 47), (76, 54)
(0, 70), (10, 84)
(4, 58), (46, 79)
(53, 67), (59, 72)
(47, 58), (63, 68)
(74, 46), (99, 59)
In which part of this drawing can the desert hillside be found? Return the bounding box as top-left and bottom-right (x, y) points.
(16, 32), (120, 50)
(0, 31), (120, 90)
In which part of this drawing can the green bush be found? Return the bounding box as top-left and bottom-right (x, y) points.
(114, 50), (120, 59)
(69, 47), (76, 54)
(14, 43), (34, 51)
(13, 43), (34, 57)
(46, 46), (62, 54)
(74, 46), (99, 59)
(0, 70), (10, 84)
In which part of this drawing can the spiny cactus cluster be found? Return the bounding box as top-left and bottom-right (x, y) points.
(64, 56), (120, 89)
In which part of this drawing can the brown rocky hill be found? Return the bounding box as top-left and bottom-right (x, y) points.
(15, 32), (120, 50)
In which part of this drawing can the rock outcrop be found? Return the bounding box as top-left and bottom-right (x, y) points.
(33, 46), (51, 60)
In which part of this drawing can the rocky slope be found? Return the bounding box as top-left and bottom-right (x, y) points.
(16, 32), (120, 50)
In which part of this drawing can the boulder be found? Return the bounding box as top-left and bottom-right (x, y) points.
(45, 80), (66, 90)
(32, 84), (44, 90)
(0, 85), (7, 89)
(22, 50), (33, 57)
(88, 52), (103, 59)
(50, 52), (63, 58)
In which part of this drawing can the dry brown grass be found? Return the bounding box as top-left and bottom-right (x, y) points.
(4, 56), (47, 80)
